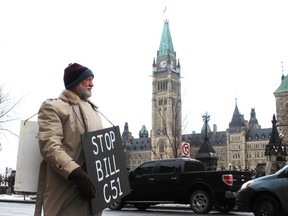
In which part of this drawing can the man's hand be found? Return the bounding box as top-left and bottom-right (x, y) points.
(68, 167), (96, 199)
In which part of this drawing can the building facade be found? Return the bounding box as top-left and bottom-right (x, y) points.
(122, 20), (288, 172)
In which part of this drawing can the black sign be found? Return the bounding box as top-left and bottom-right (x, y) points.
(81, 126), (130, 214)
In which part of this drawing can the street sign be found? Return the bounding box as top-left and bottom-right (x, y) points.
(182, 142), (190, 157)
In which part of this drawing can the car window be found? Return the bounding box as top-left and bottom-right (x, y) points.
(158, 160), (176, 174)
(184, 161), (204, 172)
(134, 161), (155, 176)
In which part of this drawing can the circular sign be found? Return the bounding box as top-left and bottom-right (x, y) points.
(182, 143), (190, 156)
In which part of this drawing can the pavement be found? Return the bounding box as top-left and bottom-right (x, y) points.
(0, 194), (36, 203)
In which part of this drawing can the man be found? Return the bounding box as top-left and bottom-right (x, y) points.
(34, 63), (103, 216)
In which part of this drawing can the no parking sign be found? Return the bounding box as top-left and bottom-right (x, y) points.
(182, 142), (190, 157)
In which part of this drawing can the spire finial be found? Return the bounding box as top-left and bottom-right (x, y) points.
(202, 112), (210, 139)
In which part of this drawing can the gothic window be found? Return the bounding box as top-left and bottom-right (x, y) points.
(159, 141), (165, 153)
(283, 101), (288, 109)
(157, 129), (161, 136)
(165, 80), (168, 91)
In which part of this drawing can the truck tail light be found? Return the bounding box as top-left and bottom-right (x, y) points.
(222, 174), (233, 186)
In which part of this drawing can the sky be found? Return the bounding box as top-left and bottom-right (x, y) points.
(1, 0), (288, 173)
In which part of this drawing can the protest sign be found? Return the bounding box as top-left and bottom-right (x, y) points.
(81, 126), (130, 214)
(15, 120), (42, 192)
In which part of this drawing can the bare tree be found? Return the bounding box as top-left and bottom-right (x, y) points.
(153, 96), (188, 158)
(0, 87), (23, 140)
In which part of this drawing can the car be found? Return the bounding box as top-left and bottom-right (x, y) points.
(236, 164), (288, 216)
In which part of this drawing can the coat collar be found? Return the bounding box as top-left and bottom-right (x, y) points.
(60, 90), (80, 105)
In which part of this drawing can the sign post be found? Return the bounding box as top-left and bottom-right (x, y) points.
(81, 126), (130, 215)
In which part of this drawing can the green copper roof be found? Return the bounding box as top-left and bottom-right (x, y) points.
(140, 125), (147, 133)
(158, 20), (176, 57)
(274, 75), (288, 94)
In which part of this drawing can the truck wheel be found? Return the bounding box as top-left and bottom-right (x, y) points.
(108, 199), (124, 210)
(253, 195), (280, 216)
(190, 190), (212, 214)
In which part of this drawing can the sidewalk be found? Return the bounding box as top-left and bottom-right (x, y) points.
(0, 194), (35, 203)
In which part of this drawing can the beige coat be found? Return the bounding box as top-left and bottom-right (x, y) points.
(35, 90), (103, 216)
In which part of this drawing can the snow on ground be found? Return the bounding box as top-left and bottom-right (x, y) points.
(0, 194), (35, 200)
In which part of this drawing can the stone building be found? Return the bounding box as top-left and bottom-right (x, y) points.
(183, 105), (271, 171)
(122, 123), (151, 170)
(274, 74), (288, 145)
(122, 20), (288, 172)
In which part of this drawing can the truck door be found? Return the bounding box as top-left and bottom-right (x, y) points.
(128, 161), (157, 201)
(152, 159), (180, 201)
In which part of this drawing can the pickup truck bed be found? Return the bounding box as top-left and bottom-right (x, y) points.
(109, 158), (252, 214)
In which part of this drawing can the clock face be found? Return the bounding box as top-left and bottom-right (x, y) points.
(170, 61), (174, 69)
(159, 60), (167, 68)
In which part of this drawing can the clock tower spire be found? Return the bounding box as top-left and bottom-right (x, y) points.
(151, 20), (182, 159)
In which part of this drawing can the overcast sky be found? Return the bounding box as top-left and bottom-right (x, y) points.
(1, 0), (288, 173)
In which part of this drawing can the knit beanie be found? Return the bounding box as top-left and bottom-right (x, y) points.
(64, 63), (94, 89)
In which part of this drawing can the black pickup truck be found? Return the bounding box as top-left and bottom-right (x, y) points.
(109, 158), (252, 214)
